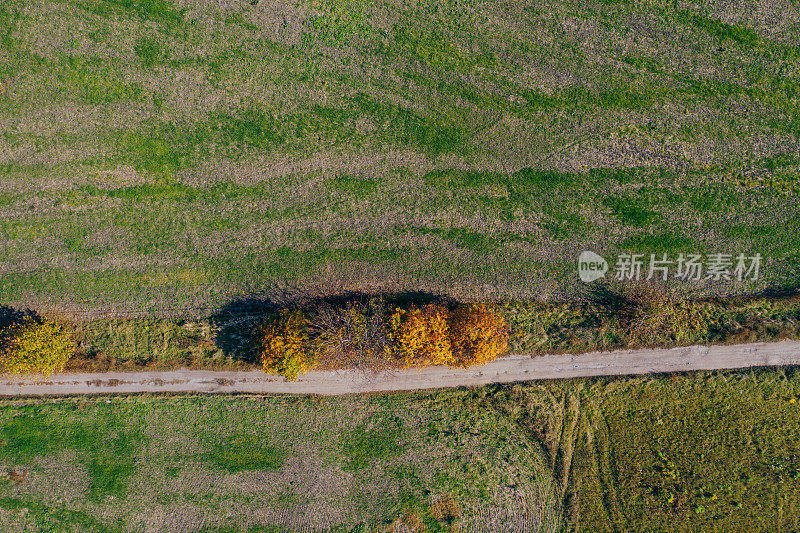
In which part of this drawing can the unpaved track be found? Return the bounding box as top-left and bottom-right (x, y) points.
(2, 340), (800, 397)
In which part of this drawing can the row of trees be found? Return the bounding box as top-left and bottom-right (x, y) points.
(0, 300), (509, 379)
(4, 288), (796, 378)
(257, 300), (510, 380)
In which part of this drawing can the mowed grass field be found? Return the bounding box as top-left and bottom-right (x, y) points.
(3, 369), (800, 531)
(1, 0), (799, 314)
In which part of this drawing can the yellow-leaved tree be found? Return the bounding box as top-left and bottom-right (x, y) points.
(255, 309), (316, 381)
(0, 317), (75, 376)
(449, 303), (509, 367)
(389, 303), (454, 367)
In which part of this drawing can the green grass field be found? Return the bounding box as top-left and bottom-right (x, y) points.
(0, 392), (564, 531)
(2, 369), (800, 531)
(1, 0), (798, 314)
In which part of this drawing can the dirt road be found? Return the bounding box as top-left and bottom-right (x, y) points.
(1, 340), (799, 397)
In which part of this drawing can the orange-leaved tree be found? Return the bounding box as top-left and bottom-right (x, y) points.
(449, 303), (509, 367)
(0, 317), (75, 376)
(255, 309), (316, 381)
(389, 303), (454, 367)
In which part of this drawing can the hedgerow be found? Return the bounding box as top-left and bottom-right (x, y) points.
(5, 290), (798, 377)
(251, 299), (514, 377)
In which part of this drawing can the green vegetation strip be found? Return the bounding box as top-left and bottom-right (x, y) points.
(3, 290), (798, 378)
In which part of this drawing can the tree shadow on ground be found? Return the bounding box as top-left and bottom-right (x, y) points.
(212, 289), (454, 364)
(756, 286), (800, 300)
(0, 305), (39, 346)
(581, 281), (800, 308)
(583, 282), (633, 312)
(0, 305), (39, 328)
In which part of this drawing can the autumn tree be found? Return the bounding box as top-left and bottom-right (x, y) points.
(255, 309), (316, 381)
(308, 298), (392, 370)
(389, 303), (454, 367)
(449, 303), (509, 367)
(0, 317), (75, 376)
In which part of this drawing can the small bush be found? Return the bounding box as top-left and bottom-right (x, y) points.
(449, 303), (509, 367)
(255, 309), (315, 380)
(0, 317), (75, 375)
(389, 303), (454, 367)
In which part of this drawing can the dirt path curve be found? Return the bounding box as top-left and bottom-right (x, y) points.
(2, 340), (800, 397)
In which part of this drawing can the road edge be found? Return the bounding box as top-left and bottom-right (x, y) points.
(1, 340), (799, 397)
